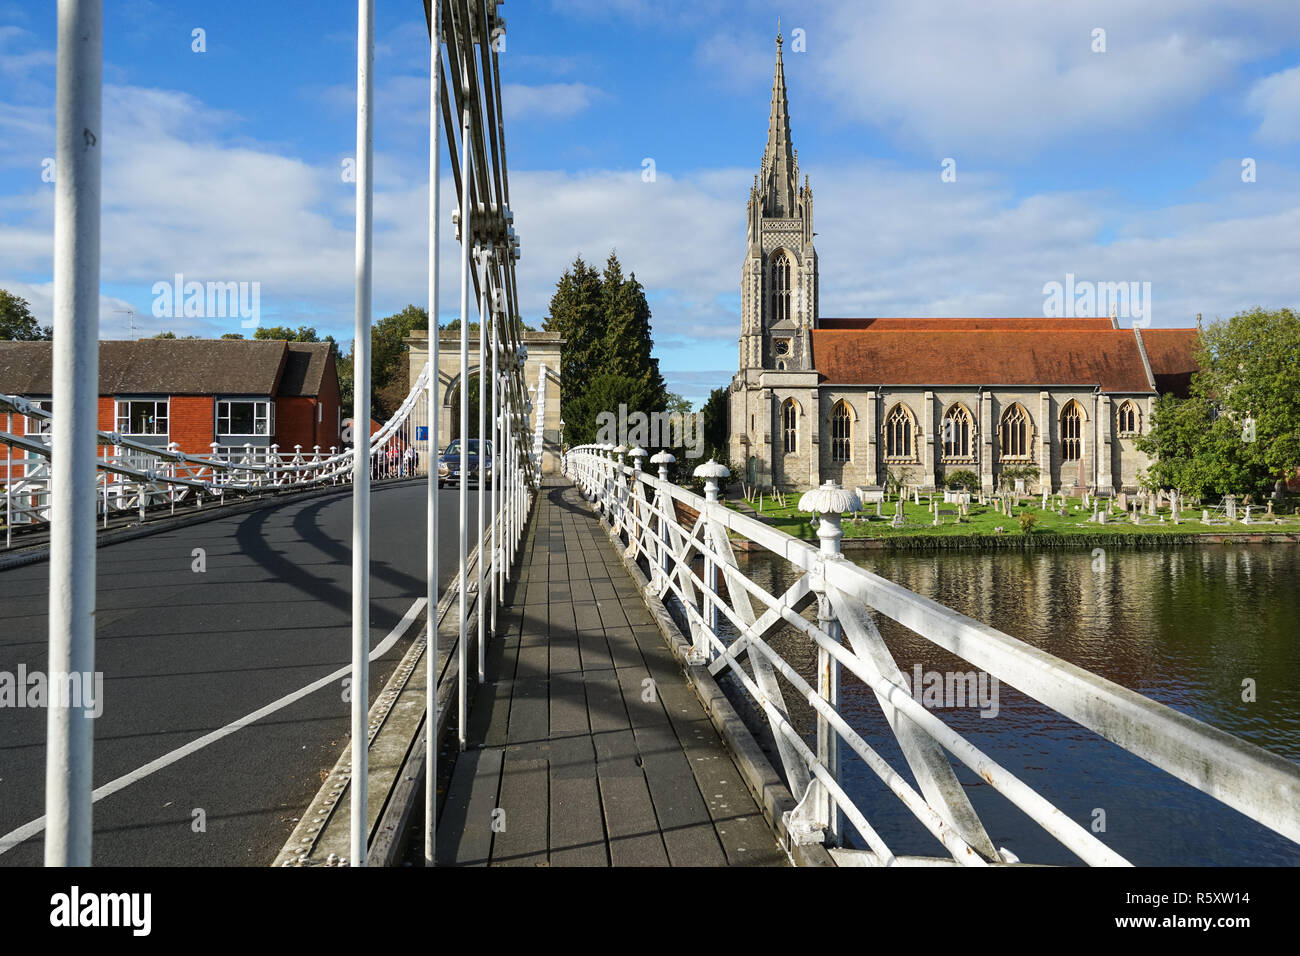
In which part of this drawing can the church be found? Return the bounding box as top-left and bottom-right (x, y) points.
(727, 34), (1201, 496)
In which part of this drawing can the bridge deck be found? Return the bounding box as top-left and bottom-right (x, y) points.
(436, 480), (787, 867)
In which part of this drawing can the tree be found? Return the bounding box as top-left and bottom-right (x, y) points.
(701, 386), (729, 458)
(221, 332), (245, 340)
(253, 325), (320, 342)
(565, 371), (660, 446)
(152, 331), (201, 339)
(544, 257), (604, 439)
(1139, 308), (1300, 498)
(544, 252), (668, 445)
(440, 319), (480, 333)
(0, 291), (51, 340)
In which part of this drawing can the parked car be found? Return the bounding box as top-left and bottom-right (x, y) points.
(437, 438), (493, 487)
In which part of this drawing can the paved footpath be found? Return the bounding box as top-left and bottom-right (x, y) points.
(437, 480), (787, 866)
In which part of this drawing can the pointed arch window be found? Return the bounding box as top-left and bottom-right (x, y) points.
(771, 253), (792, 325)
(1117, 400), (1138, 435)
(1060, 401), (1083, 462)
(941, 404), (973, 461)
(999, 404), (1031, 460)
(830, 401), (851, 462)
(782, 398), (798, 454)
(883, 404), (915, 461)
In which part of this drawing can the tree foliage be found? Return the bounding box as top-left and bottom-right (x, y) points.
(1138, 308), (1300, 498)
(543, 251), (667, 444)
(254, 325), (320, 342)
(701, 386), (729, 458)
(0, 291), (51, 340)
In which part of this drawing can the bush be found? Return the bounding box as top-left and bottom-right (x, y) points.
(1000, 464), (1041, 491)
(1018, 512), (1037, 534)
(944, 469), (979, 491)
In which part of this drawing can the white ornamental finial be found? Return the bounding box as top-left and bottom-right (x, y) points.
(798, 480), (860, 556)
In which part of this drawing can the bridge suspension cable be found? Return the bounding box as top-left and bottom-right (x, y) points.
(11, 0), (538, 868)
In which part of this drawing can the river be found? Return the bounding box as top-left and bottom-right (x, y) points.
(723, 543), (1300, 866)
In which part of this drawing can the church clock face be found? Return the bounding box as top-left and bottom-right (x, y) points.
(774, 339), (791, 356)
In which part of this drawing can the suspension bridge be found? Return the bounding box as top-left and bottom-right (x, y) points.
(2, 0), (1298, 870)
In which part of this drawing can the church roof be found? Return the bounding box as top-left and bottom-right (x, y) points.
(809, 325), (1199, 394)
(818, 317), (1117, 331)
(1140, 329), (1202, 398)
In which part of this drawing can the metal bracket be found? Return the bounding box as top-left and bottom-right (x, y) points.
(783, 779), (827, 846)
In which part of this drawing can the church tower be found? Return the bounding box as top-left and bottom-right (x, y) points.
(739, 30), (818, 373)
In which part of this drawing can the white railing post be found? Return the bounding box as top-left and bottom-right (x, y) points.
(629, 446), (646, 558)
(798, 480), (859, 847)
(424, 0), (443, 869)
(349, 0), (375, 868)
(691, 460), (730, 664)
(46, 0), (102, 868)
(650, 451), (675, 593)
(6, 411), (13, 549)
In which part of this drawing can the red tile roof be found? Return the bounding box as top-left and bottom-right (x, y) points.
(1140, 329), (1202, 398)
(809, 327), (1171, 393)
(818, 316), (1117, 331)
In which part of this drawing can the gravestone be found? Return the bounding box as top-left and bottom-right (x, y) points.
(1116, 492), (1129, 512)
(1202, 509), (1210, 524)
(1225, 496), (1237, 520)
(1098, 509), (1107, 525)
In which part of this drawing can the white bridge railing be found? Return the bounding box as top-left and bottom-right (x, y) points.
(0, 360), (436, 545)
(566, 443), (1300, 866)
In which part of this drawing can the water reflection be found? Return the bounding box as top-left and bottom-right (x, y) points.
(725, 544), (1300, 866)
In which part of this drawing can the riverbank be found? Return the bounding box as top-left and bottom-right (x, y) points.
(720, 496), (1300, 550)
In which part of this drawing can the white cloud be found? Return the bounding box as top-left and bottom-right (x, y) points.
(1247, 65), (1300, 144)
(501, 82), (604, 121)
(696, 0), (1300, 157)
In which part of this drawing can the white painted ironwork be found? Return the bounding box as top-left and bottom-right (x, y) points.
(10, 0), (538, 870)
(565, 444), (1300, 866)
(46, 0), (102, 869)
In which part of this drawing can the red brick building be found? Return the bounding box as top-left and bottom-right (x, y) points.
(0, 339), (342, 480)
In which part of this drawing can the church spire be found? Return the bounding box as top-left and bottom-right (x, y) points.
(761, 29), (798, 217)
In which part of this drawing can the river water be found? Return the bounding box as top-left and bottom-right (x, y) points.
(724, 544), (1300, 866)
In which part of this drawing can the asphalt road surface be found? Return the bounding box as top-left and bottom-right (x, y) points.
(0, 480), (486, 866)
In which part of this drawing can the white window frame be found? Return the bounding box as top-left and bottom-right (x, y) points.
(29, 400), (53, 437)
(115, 399), (169, 437)
(217, 399), (274, 438)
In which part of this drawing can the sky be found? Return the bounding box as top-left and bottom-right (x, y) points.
(1, 0), (1298, 407)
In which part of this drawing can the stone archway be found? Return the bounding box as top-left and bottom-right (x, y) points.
(404, 329), (565, 474)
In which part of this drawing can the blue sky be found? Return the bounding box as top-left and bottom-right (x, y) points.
(2, 0), (1299, 406)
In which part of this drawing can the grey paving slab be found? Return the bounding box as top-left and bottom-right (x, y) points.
(436, 482), (786, 868)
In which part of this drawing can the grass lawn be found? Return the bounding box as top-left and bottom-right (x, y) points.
(723, 495), (1300, 541)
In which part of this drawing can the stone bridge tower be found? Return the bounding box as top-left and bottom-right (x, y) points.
(405, 329), (565, 475)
